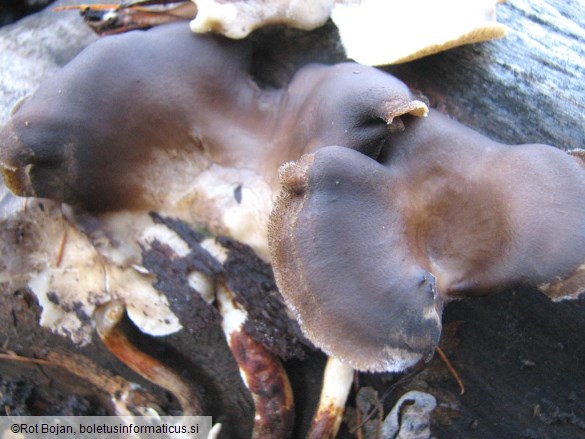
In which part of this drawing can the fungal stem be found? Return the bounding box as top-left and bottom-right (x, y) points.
(207, 423), (222, 438)
(94, 300), (204, 415)
(216, 282), (294, 439)
(307, 356), (354, 439)
(435, 346), (465, 395)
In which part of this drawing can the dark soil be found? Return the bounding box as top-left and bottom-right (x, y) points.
(0, 0), (55, 26)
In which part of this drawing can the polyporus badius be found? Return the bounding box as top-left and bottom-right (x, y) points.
(0, 22), (427, 436)
(0, 23), (427, 260)
(269, 110), (585, 373)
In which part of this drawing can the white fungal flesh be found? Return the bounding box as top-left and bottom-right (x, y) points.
(331, 0), (508, 65)
(0, 142), (277, 345)
(0, 186), (181, 344)
(185, 164), (274, 261)
(133, 148), (275, 261)
(142, 224), (191, 258)
(190, 0), (335, 39)
(108, 267), (182, 336)
(207, 423), (222, 439)
(200, 238), (229, 264)
(188, 271), (215, 304)
(215, 283), (255, 389)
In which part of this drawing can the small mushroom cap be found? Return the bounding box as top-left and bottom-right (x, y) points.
(285, 62), (428, 159)
(269, 145), (442, 373)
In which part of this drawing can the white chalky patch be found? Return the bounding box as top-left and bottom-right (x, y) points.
(0, 188), (182, 344)
(200, 237), (229, 264)
(331, 0), (507, 65)
(141, 224), (191, 258)
(190, 0), (334, 38)
(188, 271), (215, 304)
(216, 284), (247, 337)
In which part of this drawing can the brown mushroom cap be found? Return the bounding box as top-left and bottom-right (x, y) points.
(385, 112), (585, 300)
(269, 145), (442, 372)
(0, 23), (256, 211)
(0, 22), (426, 214)
(269, 110), (585, 372)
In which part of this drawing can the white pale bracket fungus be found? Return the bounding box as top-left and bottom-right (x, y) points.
(0, 186), (181, 345)
(59, 0), (507, 65)
(188, 0), (507, 64)
(190, 0), (335, 38)
(331, 0), (508, 65)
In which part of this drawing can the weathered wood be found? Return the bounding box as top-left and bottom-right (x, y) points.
(388, 0), (584, 150)
(0, 0), (97, 123)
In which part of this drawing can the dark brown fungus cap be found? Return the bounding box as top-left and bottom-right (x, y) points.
(269, 111), (585, 372)
(0, 22), (426, 213)
(270, 146), (442, 373)
(0, 23), (256, 211)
